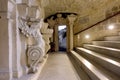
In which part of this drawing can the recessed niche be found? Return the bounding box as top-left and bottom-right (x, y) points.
(0, 16), (1, 19)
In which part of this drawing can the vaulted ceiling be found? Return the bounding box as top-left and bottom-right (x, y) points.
(40, 0), (120, 34)
(43, 0), (120, 17)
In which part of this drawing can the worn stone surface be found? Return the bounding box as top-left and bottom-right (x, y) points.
(38, 52), (79, 80)
(74, 14), (120, 47)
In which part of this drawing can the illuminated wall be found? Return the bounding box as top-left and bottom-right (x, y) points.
(74, 14), (120, 47)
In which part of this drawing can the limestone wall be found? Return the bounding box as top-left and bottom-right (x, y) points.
(0, 0), (50, 80)
(74, 14), (120, 47)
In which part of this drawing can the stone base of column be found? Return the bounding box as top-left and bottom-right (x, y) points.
(13, 66), (29, 78)
(12, 54), (48, 80)
(22, 66), (29, 75)
(0, 71), (12, 80)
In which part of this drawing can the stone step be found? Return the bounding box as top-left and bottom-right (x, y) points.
(76, 47), (120, 76)
(92, 41), (120, 49)
(70, 51), (120, 80)
(83, 44), (120, 59)
(104, 36), (120, 41)
(68, 54), (91, 80)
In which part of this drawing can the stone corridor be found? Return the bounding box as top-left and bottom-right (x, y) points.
(38, 52), (79, 80)
(0, 0), (120, 80)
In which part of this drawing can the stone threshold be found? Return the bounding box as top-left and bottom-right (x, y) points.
(13, 54), (48, 80)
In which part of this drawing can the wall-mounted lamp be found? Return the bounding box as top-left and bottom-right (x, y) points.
(108, 25), (114, 30)
(85, 34), (90, 39)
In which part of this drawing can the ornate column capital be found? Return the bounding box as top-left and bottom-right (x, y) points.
(67, 14), (77, 25)
(41, 22), (53, 34)
(29, 0), (39, 6)
(47, 16), (56, 28)
(17, 4), (28, 17)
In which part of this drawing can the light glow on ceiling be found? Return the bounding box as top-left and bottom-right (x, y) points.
(108, 25), (114, 30)
(85, 34), (90, 39)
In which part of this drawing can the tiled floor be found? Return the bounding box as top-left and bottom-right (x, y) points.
(38, 52), (79, 80)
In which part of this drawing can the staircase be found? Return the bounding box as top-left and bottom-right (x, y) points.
(70, 32), (120, 80)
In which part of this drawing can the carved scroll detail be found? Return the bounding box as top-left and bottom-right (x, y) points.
(18, 17), (45, 73)
(27, 46), (44, 72)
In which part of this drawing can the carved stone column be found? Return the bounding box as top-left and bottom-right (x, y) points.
(67, 14), (76, 52)
(54, 25), (59, 51)
(16, 3), (28, 77)
(0, 14), (13, 80)
(41, 22), (53, 53)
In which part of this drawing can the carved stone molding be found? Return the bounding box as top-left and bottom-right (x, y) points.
(18, 16), (45, 73)
(17, 4), (28, 17)
(41, 22), (53, 53)
(67, 14), (77, 25)
(47, 17), (56, 28)
(0, 72), (12, 80)
(17, 2), (46, 72)
(41, 22), (53, 34)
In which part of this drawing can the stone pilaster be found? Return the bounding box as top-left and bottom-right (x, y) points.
(54, 25), (59, 51)
(0, 0), (20, 80)
(16, 3), (28, 78)
(67, 14), (76, 52)
(0, 6), (13, 80)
